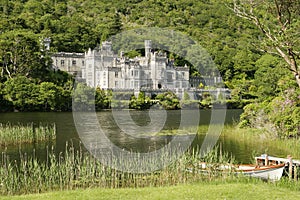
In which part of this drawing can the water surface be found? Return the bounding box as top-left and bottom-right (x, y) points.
(0, 109), (283, 164)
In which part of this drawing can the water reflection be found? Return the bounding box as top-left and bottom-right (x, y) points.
(0, 110), (243, 162)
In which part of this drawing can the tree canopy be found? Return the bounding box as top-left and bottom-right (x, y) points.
(229, 0), (300, 87)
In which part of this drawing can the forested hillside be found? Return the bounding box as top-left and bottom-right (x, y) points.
(0, 0), (299, 137)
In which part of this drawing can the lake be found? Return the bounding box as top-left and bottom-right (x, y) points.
(0, 109), (292, 164)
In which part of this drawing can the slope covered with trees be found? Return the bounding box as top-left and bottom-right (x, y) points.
(0, 0), (299, 136)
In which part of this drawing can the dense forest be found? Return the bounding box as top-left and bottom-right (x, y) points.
(0, 0), (299, 137)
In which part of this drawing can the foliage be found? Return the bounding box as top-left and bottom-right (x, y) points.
(200, 92), (212, 109)
(1, 76), (72, 111)
(0, 0), (266, 111)
(2, 76), (40, 111)
(72, 82), (95, 111)
(129, 92), (152, 110)
(0, 30), (51, 79)
(95, 87), (110, 110)
(228, 0), (300, 136)
(240, 87), (300, 138)
(155, 91), (180, 110)
(0, 143), (233, 195)
(229, 0), (300, 87)
(0, 123), (56, 145)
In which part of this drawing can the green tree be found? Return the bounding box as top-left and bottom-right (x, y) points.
(2, 76), (39, 111)
(230, 0), (300, 87)
(95, 87), (110, 110)
(130, 92), (151, 110)
(73, 83), (95, 111)
(155, 91), (180, 110)
(0, 30), (50, 80)
(38, 82), (65, 111)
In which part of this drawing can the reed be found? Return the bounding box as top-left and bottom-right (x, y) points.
(0, 143), (234, 195)
(0, 123), (56, 145)
(220, 125), (300, 160)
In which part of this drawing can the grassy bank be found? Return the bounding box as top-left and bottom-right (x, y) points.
(0, 123), (56, 145)
(220, 125), (300, 159)
(0, 143), (233, 195)
(156, 125), (300, 161)
(1, 180), (300, 200)
(1, 124), (300, 197)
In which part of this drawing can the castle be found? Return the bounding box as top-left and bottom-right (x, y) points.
(50, 40), (231, 100)
(51, 40), (190, 90)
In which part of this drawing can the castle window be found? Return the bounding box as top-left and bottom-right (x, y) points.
(134, 81), (139, 88)
(167, 72), (173, 81)
(82, 60), (85, 66)
(115, 71), (118, 78)
(61, 60), (65, 66)
(72, 60), (76, 65)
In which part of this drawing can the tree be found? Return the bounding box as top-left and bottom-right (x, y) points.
(0, 30), (50, 80)
(2, 76), (39, 111)
(73, 83), (95, 111)
(129, 92), (151, 110)
(95, 87), (110, 110)
(229, 0), (300, 87)
(155, 91), (180, 110)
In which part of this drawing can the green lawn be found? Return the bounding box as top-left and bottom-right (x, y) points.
(1, 181), (299, 200)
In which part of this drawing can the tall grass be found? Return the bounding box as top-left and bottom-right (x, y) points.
(220, 125), (300, 159)
(0, 143), (234, 195)
(0, 123), (56, 145)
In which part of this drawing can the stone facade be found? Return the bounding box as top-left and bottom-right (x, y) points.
(50, 41), (232, 100)
(52, 40), (190, 90)
(82, 40), (189, 90)
(51, 52), (85, 77)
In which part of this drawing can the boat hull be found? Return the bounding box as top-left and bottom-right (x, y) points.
(238, 164), (285, 181)
(193, 163), (285, 181)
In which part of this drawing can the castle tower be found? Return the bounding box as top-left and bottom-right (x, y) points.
(145, 40), (152, 58)
(102, 41), (112, 51)
(43, 38), (51, 51)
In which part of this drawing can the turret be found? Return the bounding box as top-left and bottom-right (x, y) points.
(145, 40), (152, 58)
(43, 38), (51, 51)
(102, 41), (112, 51)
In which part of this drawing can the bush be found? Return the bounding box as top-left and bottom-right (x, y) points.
(239, 88), (300, 138)
(155, 91), (180, 110)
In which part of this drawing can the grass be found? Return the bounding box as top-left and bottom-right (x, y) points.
(1, 180), (300, 200)
(1, 124), (300, 197)
(0, 143), (233, 196)
(0, 123), (56, 145)
(220, 125), (300, 159)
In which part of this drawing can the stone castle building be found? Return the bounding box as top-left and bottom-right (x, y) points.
(50, 40), (231, 100)
(51, 40), (189, 90)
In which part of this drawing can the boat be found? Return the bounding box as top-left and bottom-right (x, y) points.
(255, 154), (300, 166)
(234, 163), (285, 181)
(255, 154), (300, 180)
(191, 162), (285, 181)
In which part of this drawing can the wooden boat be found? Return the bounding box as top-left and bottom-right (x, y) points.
(255, 154), (300, 180)
(255, 154), (300, 166)
(234, 163), (285, 181)
(193, 162), (285, 181)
